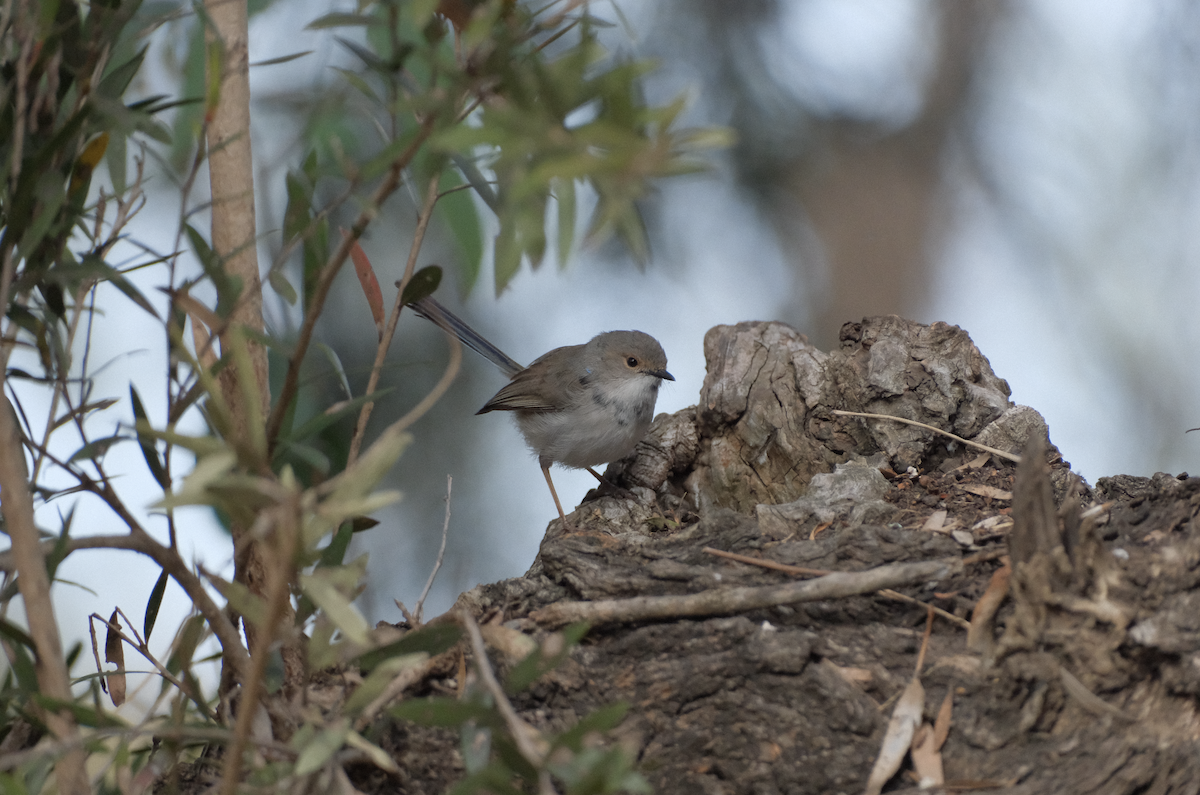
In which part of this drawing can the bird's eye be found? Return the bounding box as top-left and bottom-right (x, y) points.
(626, 356), (639, 368)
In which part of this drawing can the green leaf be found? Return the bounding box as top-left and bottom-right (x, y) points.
(99, 46), (148, 99)
(143, 569), (169, 641)
(282, 389), (392, 447)
(438, 181), (484, 292)
(493, 219), (521, 296)
(345, 731), (399, 773)
(68, 434), (128, 462)
(450, 154), (499, 212)
(34, 696), (127, 729)
(318, 522), (354, 568)
(294, 720), (350, 776)
(390, 697), (496, 728)
(315, 341), (352, 399)
(299, 568), (369, 646)
(184, 224), (240, 318)
(52, 397), (118, 430)
(9, 642), (37, 693)
(251, 50), (313, 67)
(106, 129), (127, 196)
(343, 654), (428, 715)
(555, 177), (576, 268)
(166, 615), (207, 676)
(153, 450), (236, 510)
(130, 385), (170, 489)
(356, 623), (461, 673)
(0, 617), (35, 649)
(307, 12), (382, 29)
(268, 269), (297, 305)
(399, 265), (443, 306)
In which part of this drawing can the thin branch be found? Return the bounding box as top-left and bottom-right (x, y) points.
(461, 612), (554, 795)
(266, 114), (439, 449)
(89, 610), (214, 720)
(831, 410), (1021, 463)
(0, 527), (252, 684)
(415, 475), (452, 624)
(702, 547), (969, 629)
(347, 173), (441, 466)
(531, 557), (962, 628)
(0, 394), (88, 794)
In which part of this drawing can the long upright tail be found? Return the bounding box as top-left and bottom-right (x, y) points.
(408, 296), (525, 378)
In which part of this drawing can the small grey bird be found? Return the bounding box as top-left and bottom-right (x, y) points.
(410, 296), (674, 528)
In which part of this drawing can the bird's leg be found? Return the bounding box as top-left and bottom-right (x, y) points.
(541, 459), (570, 529)
(585, 467), (635, 500)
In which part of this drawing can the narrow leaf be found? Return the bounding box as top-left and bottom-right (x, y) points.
(307, 12), (381, 28)
(356, 624), (461, 672)
(390, 697), (495, 728)
(68, 434), (128, 463)
(299, 570), (369, 646)
(130, 386), (170, 489)
(268, 269), (298, 305)
(144, 569), (169, 641)
(345, 232), (384, 336)
(556, 177), (576, 267)
(250, 50), (313, 67)
(0, 617), (35, 649)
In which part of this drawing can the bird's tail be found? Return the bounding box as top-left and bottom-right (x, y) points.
(408, 295), (525, 377)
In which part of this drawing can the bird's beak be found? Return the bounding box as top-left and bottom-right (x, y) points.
(652, 369), (675, 381)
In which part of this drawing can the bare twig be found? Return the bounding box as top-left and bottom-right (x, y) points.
(347, 173), (442, 466)
(831, 410), (1021, 463)
(415, 475), (453, 624)
(0, 528), (252, 685)
(702, 547), (969, 629)
(462, 612), (554, 795)
(531, 558), (961, 628)
(354, 655), (440, 731)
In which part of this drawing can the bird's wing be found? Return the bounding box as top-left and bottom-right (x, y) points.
(476, 345), (585, 414)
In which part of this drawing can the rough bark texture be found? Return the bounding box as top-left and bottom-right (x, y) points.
(442, 317), (1200, 794)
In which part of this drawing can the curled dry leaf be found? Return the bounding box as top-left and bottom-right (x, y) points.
(933, 689), (953, 750)
(909, 723), (944, 787)
(863, 676), (924, 795)
(921, 509), (948, 532)
(104, 609), (126, 708)
(345, 232), (384, 338)
(967, 562), (1011, 653)
(960, 484), (1013, 501)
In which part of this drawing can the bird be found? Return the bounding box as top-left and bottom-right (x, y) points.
(409, 295), (674, 528)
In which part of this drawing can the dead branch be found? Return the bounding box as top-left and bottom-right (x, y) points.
(531, 557), (960, 628)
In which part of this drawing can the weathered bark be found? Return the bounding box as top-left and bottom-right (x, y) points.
(436, 317), (1200, 795)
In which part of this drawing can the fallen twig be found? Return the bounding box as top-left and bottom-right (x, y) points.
(703, 547), (970, 629)
(531, 558), (960, 628)
(832, 410), (1021, 463)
